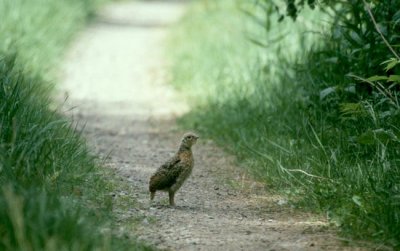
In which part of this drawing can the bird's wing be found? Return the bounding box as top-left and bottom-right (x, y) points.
(160, 154), (181, 170)
(149, 155), (183, 191)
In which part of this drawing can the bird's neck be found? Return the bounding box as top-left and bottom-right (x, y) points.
(178, 144), (191, 152)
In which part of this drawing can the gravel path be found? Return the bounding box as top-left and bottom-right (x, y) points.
(58, 1), (372, 250)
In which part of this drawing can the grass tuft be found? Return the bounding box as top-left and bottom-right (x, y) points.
(0, 0), (152, 250)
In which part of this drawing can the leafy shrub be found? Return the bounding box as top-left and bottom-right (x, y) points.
(260, 0), (400, 246)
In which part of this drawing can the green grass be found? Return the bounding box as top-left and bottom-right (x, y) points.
(168, 0), (326, 181)
(0, 0), (151, 250)
(169, 0), (400, 248)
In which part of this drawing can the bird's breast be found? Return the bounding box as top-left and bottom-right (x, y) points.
(179, 151), (194, 167)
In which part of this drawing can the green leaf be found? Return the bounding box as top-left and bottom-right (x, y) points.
(381, 58), (400, 72)
(374, 128), (399, 143)
(319, 86), (336, 100)
(357, 130), (375, 145)
(357, 128), (399, 145)
(352, 195), (363, 207)
(324, 57), (338, 64)
(340, 102), (365, 118)
(367, 75), (388, 82)
(388, 75), (400, 83)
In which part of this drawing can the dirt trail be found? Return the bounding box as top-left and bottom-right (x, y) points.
(59, 1), (371, 250)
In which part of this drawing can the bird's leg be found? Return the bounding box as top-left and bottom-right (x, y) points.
(168, 190), (175, 206)
(150, 192), (155, 201)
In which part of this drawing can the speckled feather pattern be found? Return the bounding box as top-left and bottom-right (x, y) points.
(149, 151), (193, 192)
(149, 132), (198, 205)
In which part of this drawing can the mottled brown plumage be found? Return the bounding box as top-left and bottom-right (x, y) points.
(149, 132), (199, 206)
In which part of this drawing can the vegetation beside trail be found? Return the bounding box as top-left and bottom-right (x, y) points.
(169, 0), (400, 248)
(0, 0), (150, 250)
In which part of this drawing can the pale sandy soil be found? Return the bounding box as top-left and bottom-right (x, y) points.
(58, 1), (378, 250)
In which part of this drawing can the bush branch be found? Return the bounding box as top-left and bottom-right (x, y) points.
(363, 0), (400, 61)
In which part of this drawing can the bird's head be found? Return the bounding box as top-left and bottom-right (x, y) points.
(180, 132), (199, 149)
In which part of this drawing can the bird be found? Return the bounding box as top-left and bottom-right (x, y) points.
(149, 132), (199, 206)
